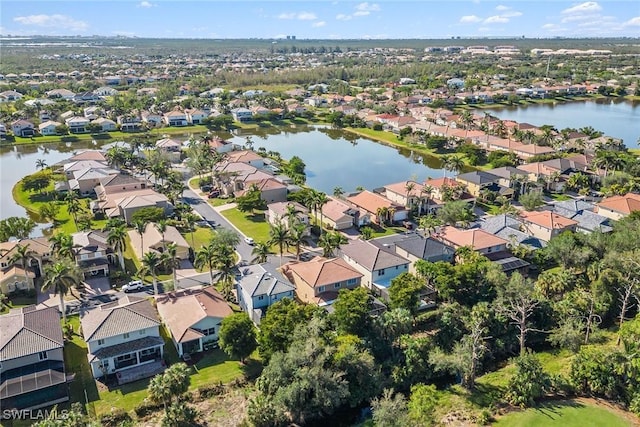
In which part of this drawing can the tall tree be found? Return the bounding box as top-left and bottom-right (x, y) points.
(140, 251), (162, 295)
(219, 312), (257, 363)
(107, 224), (127, 271)
(155, 219), (168, 250)
(42, 261), (82, 323)
(251, 241), (273, 264)
(132, 219), (148, 256)
(8, 244), (37, 289)
(268, 220), (290, 265)
(163, 242), (181, 290)
(194, 243), (217, 285)
(332, 287), (372, 337)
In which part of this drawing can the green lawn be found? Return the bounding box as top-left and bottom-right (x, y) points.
(220, 207), (271, 244)
(1, 295), (37, 314)
(549, 193), (572, 202)
(183, 226), (215, 251)
(189, 350), (261, 389)
(367, 223), (406, 239)
(493, 400), (634, 427)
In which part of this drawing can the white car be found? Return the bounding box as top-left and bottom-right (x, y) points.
(122, 280), (144, 293)
(244, 237), (255, 245)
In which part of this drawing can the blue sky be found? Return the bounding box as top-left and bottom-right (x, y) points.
(1, 1), (639, 39)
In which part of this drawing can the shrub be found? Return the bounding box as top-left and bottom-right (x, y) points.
(197, 383), (225, 399)
(99, 409), (132, 427)
(134, 401), (163, 418)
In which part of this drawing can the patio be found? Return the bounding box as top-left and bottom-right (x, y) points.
(116, 359), (166, 385)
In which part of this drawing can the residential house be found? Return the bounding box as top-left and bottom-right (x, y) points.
(62, 160), (109, 180)
(519, 210), (578, 241)
(186, 109), (207, 125)
(267, 201), (310, 231)
(320, 197), (359, 230)
(236, 263), (296, 324)
(346, 190), (407, 224)
(127, 223), (189, 260)
(72, 231), (116, 278)
(225, 150), (265, 168)
(155, 138), (182, 163)
(117, 115), (142, 132)
(231, 108), (253, 122)
(94, 86), (118, 97)
(65, 116), (90, 134)
(383, 180), (427, 214)
(38, 120), (61, 136)
(455, 171), (503, 198)
(596, 193), (640, 221)
(436, 226), (508, 255)
(339, 239), (410, 291)
(91, 118), (117, 132)
(74, 92), (101, 104)
(46, 89), (75, 100)
(475, 214), (546, 250)
(164, 110), (188, 127)
(141, 111), (163, 128)
(281, 257), (363, 306)
(486, 166), (530, 190)
(63, 166), (120, 196)
(0, 306), (69, 410)
(551, 200), (613, 234)
(11, 119), (35, 137)
(423, 177), (475, 211)
(81, 297), (165, 381)
(156, 287), (233, 356)
(0, 123), (7, 139)
(374, 233), (455, 273)
(0, 90), (23, 102)
(207, 136), (235, 153)
(95, 188), (172, 223)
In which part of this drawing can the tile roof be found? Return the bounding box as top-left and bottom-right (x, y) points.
(226, 150), (263, 164)
(597, 193), (640, 215)
(236, 263), (295, 297)
(72, 230), (111, 256)
(423, 177), (459, 189)
(520, 210), (578, 229)
(341, 239), (409, 271)
(437, 226), (508, 250)
(322, 198), (354, 222)
(347, 190), (402, 215)
(456, 171), (501, 185)
(383, 180), (425, 197)
(0, 306), (63, 361)
(282, 257), (362, 288)
(155, 287), (233, 343)
(391, 234), (455, 259)
(81, 297), (160, 342)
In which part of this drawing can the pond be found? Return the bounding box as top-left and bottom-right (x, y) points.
(491, 98), (640, 148)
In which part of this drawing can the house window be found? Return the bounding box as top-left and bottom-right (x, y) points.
(318, 286), (326, 293)
(123, 333), (130, 339)
(116, 354), (133, 361)
(38, 351), (48, 361)
(139, 329), (145, 335)
(347, 278), (357, 285)
(334, 283), (341, 289)
(98, 339), (104, 345)
(258, 295), (264, 300)
(202, 327), (215, 336)
(395, 266), (399, 270)
(378, 269), (385, 276)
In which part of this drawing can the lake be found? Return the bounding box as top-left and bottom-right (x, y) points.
(492, 99), (640, 148)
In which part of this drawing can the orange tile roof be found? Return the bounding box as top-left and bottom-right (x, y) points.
(597, 193), (640, 215)
(437, 226), (508, 250)
(347, 190), (400, 214)
(520, 210), (578, 229)
(283, 257), (362, 288)
(423, 177), (459, 189)
(383, 181), (424, 197)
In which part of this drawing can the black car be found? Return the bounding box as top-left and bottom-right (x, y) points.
(207, 220), (218, 228)
(201, 184), (213, 192)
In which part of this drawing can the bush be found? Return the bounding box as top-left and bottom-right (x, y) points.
(99, 409), (132, 427)
(134, 401), (163, 418)
(505, 353), (550, 407)
(197, 382), (226, 399)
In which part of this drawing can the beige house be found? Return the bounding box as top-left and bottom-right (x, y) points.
(519, 211), (578, 241)
(127, 223), (190, 260)
(0, 306), (69, 410)
(0, 266), (36, 295)
(281, 257), (363, 306)
(156, 287), (233, 356)
(383, 180), (426, 212)
(346, 190), (407, 224)
(267, 201), (310, 234)
(596, 193), (640, 221)
(0, 237), (51, 281)
(436, 226), (508, 255)
(320, 198), (357, 230)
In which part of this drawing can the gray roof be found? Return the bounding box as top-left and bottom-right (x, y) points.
(72, 230), (111, 256)
(486, 166), (529, 180)
(456, 171), (501, 185)
(237, 263), (295, 297)
(341, 239), (409, 272)
(89, 336), (163, 361)
(0, 306), (63, 361)
(392, 234), (455, 260)
(552, 199), (595, 213)
(554, 208), (612, 233)
(476, 214), (521, 234)
(81, 296), (160, 342)
(475, 214), (546, 249)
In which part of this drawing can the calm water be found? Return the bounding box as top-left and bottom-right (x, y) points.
(492, 99), (640, 148)
(232, 125), (444, 194)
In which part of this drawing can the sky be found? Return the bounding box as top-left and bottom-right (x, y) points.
(1, 1), (639, 39)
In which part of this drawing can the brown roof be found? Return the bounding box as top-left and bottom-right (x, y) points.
(322, 198), (353, 222)
(155, 287), (233, 343)
(384, 180), (424, 198)
(347, 190), (402, 215)
(81, 296), (160, 342)
(226, 150), (263, 164)
(520, 210), (578, 229)
(423, 177), (459, 189)
(0, 265), (36, 282)
(0, 306), (63, 361)
(597, 193), (640, 215)
(283, 257), (362, 288)
(69, 150), (107, 162)
(437, 226), (508, 250)
(0, 238), (50, 263)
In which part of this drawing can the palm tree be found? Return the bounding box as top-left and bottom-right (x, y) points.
(445, 155), (465, 177)
(182, 213), (199, 250)
(132, 219), (148, 256)
(287, 223), (307, 261)
(141, 252), (162, 295)
(49, 233), (75, 262)
(375, 206), (389, 226)
(8, 244), (36, 289)
(314, 191), (330, 233)
(421, 185), (434, 215)
(318, 231), (347, 258)
(65, 193), (82, 232)
(35, 159), (47, 170)
(155, 220), (168, 251)
(268, 220), (290, 266)
(42, 261), (82, 323)
(251, 242), (273, 264)
(163, 243), (181, 290)
(419, 215), (441, 236)
(440, 154), (451, 178)
(194, 243), (217, 285)
(405, 181), (416, 210)
(107, 224), (127, 272)
(333, 186), (345, 198)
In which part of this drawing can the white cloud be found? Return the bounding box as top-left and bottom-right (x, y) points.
(139, 1), (154, 8)
(561, 14), (597, 23)
(484, 15), (509, 24)
(542, 23), (557, 29)
(336, 13), (352, 21)
(13, 14), (88, 31)
(312, 21), (326, 28)
(622, 16), (640, 27)
(354, 10), (370, 17)
(562, 2), (602, 15)
(502, 11), (522, 18)
(460, 15), (482, 23)
(355, 2), (380, 12)
(495, 5), (510, 11)
(278, 12), (317, 20)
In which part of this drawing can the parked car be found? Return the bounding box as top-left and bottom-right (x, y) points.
(208, 190), (220, 198)
(122, 280), (145, 293)
(244, 237), (255, 245)
(207, 220), (217, 228)
(200, 184), (212, 192)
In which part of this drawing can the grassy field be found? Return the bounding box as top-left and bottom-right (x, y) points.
(183, 226), (215, 251)
(220, 207), (271, 244)
(493, 400), (634, 427)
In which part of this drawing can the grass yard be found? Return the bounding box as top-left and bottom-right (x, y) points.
(0, 295), (37, 314)
(63, 316), (100, 415)
(493, 400), (635, 427)
(367, 223), (407, 239)
(549, 193), (572, 202)
(189, 350), (261, 389)
(220, 207), (271, 244)
(183, 226), (215, 251)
